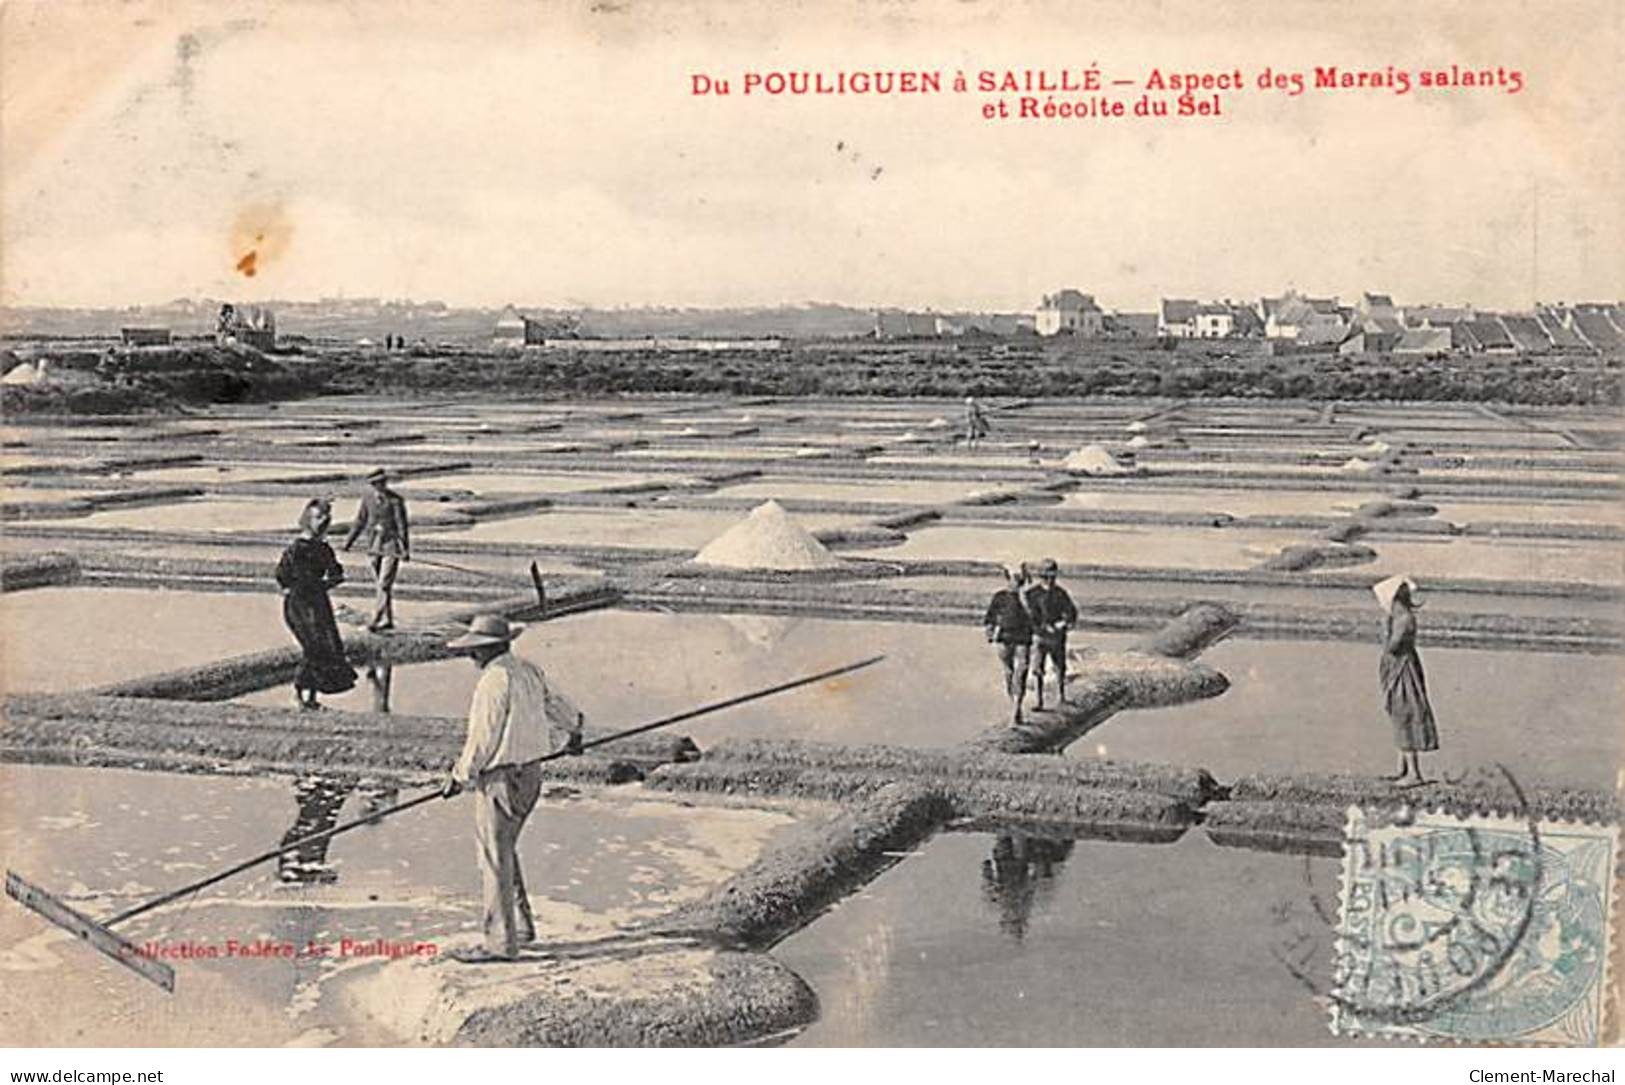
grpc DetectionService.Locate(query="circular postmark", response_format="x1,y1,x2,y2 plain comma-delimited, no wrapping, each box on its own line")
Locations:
1269,764,1546,1033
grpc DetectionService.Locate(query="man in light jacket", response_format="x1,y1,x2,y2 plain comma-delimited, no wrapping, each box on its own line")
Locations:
441,614,583,962
342,467,410,632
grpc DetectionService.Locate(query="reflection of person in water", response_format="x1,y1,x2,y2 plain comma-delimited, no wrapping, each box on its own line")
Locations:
277,775,357,884
359,664,398,819
979,833,1075,941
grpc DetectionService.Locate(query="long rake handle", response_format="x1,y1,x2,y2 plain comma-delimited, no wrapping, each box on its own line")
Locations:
104,653,884,927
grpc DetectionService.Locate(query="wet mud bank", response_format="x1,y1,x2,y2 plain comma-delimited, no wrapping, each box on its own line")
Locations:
1,693,694,780
85,582,619,700
1202,770,1620,855
0,485,206,522
0,551,80,591
358,941,819,1047
650,782,952,948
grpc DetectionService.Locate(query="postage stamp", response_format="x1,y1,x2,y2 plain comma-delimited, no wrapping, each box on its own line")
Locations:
1331,805,1618,1046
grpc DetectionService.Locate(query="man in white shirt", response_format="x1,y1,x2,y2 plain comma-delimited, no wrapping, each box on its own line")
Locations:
441,614,584,962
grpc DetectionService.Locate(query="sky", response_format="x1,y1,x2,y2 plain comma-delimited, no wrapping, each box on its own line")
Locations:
2,0,1620,312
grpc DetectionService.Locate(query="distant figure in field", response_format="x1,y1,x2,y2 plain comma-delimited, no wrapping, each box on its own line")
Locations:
1024,558,1077,710
1374,575,1438,786
964,397,990,446
984,564,1035,725
344,467,411,632
276,498,357,710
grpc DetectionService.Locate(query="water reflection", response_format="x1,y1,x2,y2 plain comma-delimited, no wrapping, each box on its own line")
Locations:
978,833,1075,942
277,776,356,884
276,664,397,884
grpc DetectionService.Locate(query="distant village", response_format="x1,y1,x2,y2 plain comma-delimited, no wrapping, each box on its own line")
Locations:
5,290,1624,358
867,290,1625,357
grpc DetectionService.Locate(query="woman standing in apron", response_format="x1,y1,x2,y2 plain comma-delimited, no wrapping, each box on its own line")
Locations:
1374,575,1438,785
277,498,358,710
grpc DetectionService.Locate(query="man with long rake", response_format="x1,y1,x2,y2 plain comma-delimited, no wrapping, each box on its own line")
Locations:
441,615,584,962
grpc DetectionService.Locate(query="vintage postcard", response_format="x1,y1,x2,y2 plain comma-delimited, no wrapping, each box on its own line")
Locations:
1,0,1621,1055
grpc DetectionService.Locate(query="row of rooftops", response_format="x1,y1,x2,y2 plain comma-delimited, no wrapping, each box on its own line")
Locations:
1033,288,1623,350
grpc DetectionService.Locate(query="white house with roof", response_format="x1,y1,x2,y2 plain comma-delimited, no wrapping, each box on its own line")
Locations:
1158,299,1198,337
493,305,528,348
1035,290,1104,336
1195,303,1235,338
1262,291,1346,343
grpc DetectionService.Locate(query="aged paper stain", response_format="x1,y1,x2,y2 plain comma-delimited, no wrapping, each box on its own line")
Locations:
229,202,292,279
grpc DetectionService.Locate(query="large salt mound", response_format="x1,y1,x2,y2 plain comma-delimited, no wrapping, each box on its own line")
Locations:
1061,444,1134,476
693,500,843,571
1,362,39,385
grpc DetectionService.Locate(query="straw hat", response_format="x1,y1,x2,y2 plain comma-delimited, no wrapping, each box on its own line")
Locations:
365,467,389,483
1371,575,1417,612
446,614,525,649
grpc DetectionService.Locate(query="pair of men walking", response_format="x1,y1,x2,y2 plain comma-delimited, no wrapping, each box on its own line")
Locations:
983,559,1078,724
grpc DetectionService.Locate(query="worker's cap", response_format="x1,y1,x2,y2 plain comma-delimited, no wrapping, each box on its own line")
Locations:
446,614,524,650
1038,558,1060,575
365,467,389,482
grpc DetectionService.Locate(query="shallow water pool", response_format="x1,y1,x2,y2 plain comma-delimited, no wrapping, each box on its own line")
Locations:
0,587,304,692
1061,487,1369,518
418,507,864,550
1426,499,1622,529
0,764,798,1046
240,610,1116,748
397,471,681,496
73,497,325,535
718,477,990,506
1097,637,1621,790
880,522,1303,570
778,830,1345,1046
1358,535,1622,586
121,463,375,485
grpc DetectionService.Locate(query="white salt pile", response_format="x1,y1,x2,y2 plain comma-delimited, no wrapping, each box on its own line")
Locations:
1062,444,1135,476
1126,420,1149,433
1364,440,1392,455
926,417,951,428
693,500,843,570
1127,434,1151,449
1341,457,1382,474
1,362,39,385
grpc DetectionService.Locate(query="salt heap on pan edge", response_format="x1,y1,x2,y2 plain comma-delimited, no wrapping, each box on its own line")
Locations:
1060,444,1136,476
692,500,843,571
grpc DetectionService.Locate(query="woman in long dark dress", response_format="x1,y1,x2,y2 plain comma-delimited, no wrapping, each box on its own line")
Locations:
277,498,357,710
1374,575,1438,785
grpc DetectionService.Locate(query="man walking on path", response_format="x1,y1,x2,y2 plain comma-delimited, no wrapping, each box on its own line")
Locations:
984,564,1035,725
1024,558,1078,710
441,615,585,963
343,467,410,632
964,396,991,447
